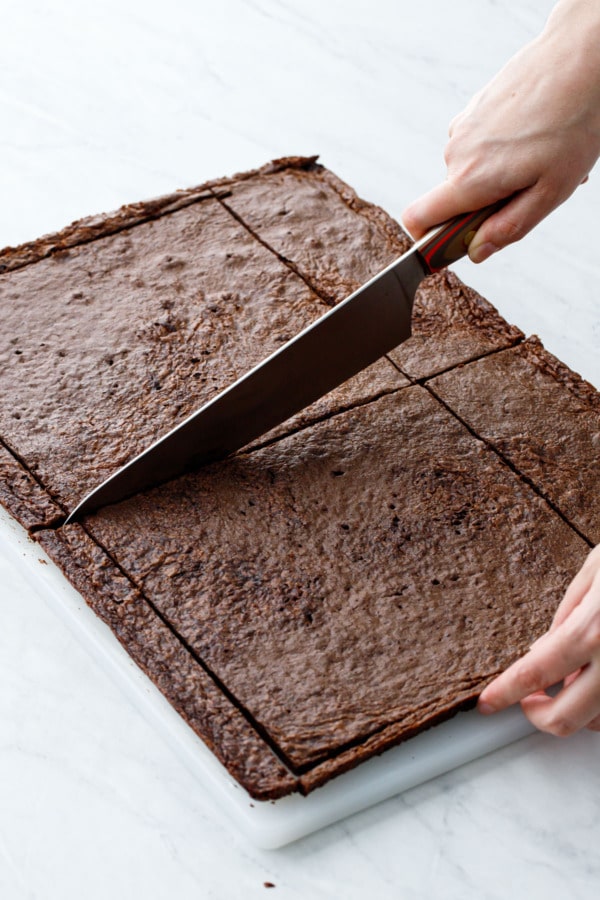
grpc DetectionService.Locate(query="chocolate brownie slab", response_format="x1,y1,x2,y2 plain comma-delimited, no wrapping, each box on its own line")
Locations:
0,159,591,800
430,336,600,544
82,387,587,776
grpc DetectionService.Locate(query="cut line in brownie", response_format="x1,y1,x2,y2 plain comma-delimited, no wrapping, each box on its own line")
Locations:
429,336,600,545
0,187,405,519
80,386,588,777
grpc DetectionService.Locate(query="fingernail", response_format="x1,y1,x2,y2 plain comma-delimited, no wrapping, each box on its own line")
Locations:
478,702,496,715
470,241,499,264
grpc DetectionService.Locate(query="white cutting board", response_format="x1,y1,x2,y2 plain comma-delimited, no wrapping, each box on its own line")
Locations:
0,504,535,848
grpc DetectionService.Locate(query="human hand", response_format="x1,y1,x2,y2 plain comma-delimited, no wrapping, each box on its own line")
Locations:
478,545,600,735
402,0,600,263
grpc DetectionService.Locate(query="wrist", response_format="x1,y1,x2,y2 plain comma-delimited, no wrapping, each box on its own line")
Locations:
539,2,600,147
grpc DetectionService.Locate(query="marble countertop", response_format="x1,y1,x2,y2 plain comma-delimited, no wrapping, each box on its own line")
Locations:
1,1,599,897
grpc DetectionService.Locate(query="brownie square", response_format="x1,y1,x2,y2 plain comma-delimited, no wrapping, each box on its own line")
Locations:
210,157,412,305
430,336,600,544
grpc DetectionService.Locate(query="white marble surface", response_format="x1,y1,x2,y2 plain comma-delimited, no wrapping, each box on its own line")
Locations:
1,0,600,897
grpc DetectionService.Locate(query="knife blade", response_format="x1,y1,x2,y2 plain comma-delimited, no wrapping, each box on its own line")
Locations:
66,204,499,522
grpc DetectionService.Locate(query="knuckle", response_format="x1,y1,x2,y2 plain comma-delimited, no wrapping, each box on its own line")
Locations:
495,217,527,245
443,138,467,172
448,112,462,138
544,714,576,738
450,159,477,185
566,588,600,650
544,179,569,208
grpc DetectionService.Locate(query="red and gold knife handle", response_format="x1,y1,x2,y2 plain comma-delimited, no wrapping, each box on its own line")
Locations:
417,201,505,273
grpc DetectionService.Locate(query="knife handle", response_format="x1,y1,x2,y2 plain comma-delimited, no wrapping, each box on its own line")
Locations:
417,201,505,273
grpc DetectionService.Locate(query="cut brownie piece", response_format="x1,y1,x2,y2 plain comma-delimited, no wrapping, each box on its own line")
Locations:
82,387,587,777
215,157,523,378
429,336,600,545
0,187,404,518
36,525,297,800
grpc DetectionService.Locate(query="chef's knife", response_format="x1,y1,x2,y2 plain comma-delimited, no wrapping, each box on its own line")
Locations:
66,205,499,522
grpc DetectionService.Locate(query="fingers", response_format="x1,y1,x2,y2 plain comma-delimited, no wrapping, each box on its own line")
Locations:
478,621,591,714
404,166,590,257
519,664,600,736
479,549,600,735
402,177,557,259
402,182,460,241
468,181,562,263
401,178,502,241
